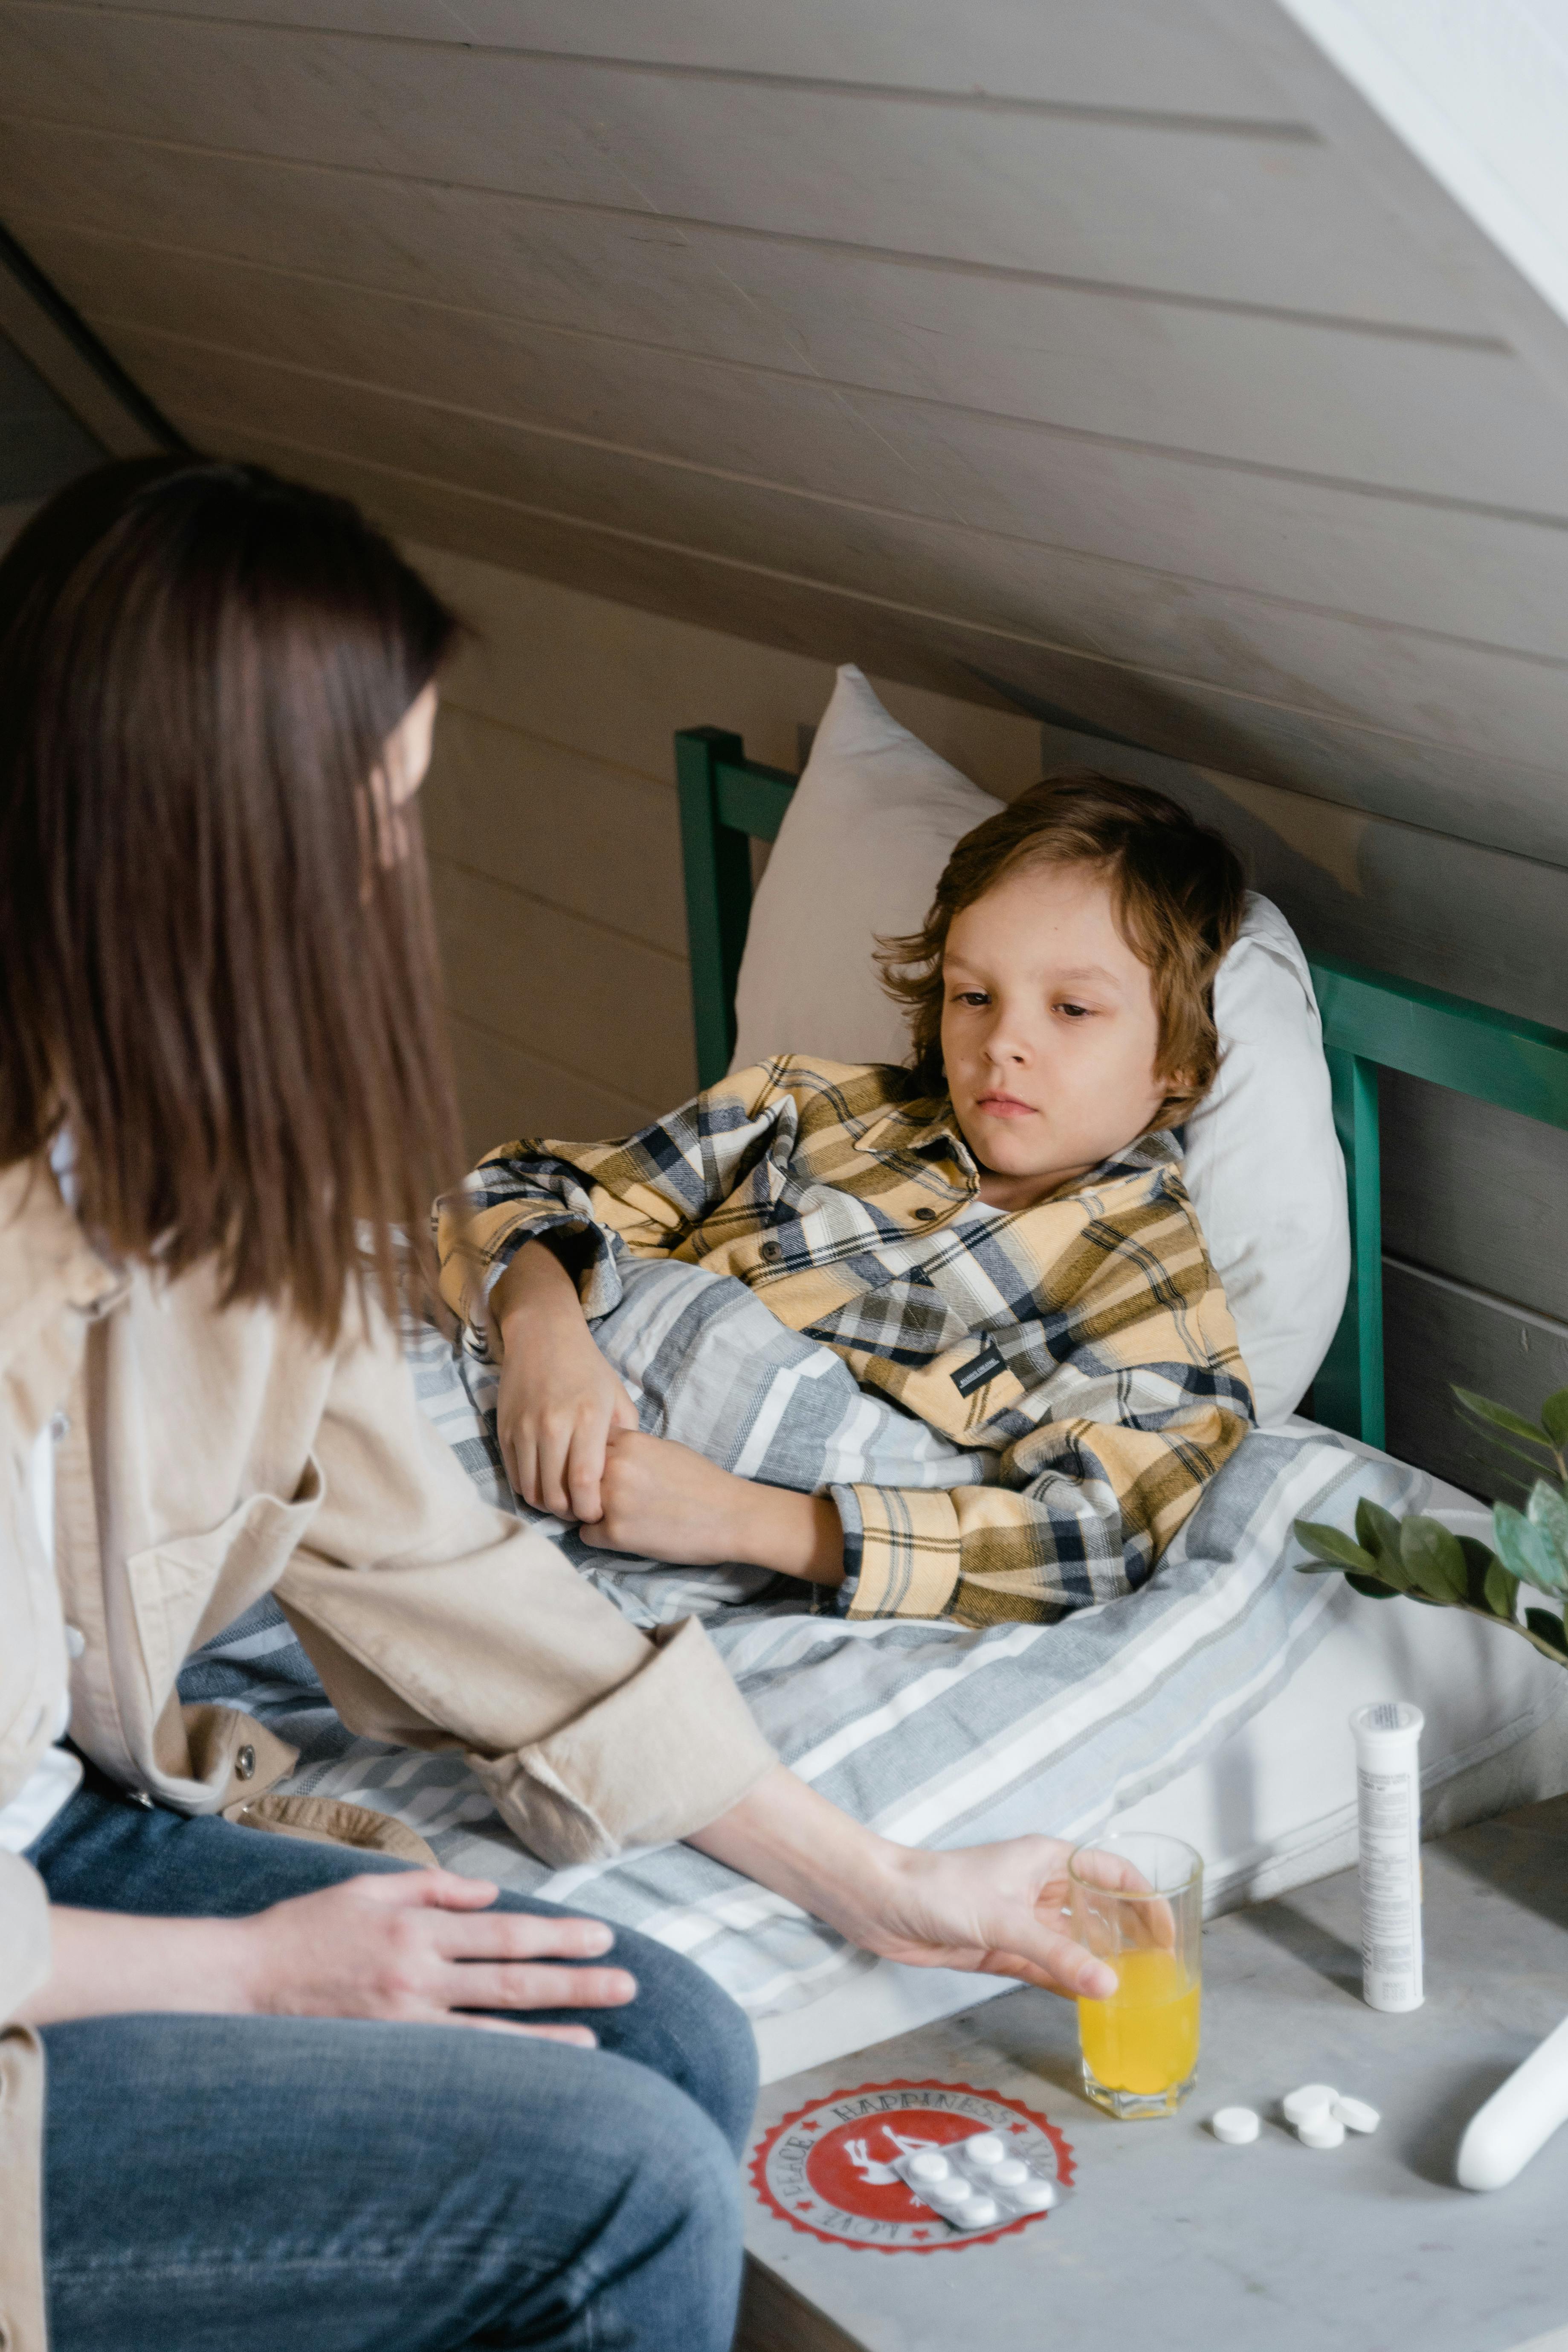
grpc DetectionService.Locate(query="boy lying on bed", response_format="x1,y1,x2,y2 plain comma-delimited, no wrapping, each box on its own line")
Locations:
437,774,1255,1626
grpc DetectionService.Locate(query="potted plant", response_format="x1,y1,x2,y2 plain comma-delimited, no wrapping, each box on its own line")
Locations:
1294,1387,1568,1666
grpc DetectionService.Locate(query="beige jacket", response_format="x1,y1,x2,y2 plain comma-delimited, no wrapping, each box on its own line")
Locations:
0,1157,774,2352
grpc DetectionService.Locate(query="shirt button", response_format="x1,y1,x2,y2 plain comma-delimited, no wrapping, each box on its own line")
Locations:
63,1624,85,1659
759,1240,783,1263
49,1410,70,1442
235,1744,257,1781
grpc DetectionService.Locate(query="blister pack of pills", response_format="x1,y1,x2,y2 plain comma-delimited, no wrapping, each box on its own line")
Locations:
889,2131,1063,2232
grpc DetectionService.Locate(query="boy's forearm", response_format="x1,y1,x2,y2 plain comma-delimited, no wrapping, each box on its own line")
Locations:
491,1235,590,1349
735,1484,845,1586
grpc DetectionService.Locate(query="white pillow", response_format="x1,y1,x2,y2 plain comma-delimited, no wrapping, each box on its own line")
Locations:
730,665,1348,1423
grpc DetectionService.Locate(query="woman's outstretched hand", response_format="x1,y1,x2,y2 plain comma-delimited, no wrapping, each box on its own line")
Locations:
689,1766,1120,2001
831,1839,1119,1995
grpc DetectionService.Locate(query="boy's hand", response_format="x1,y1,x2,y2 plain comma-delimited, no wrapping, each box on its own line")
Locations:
578,1430,750,1566
581,1430,844,1584
493,1240,638,1522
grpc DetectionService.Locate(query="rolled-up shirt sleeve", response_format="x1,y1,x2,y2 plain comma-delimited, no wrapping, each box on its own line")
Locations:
832,1377,1250,1624
274,1311,777,1866
0,1856,49,2352
0,1853,50,2028
434,1064,801,1350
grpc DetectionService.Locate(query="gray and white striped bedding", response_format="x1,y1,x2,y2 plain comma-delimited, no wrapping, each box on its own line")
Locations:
184,1259,1423,2030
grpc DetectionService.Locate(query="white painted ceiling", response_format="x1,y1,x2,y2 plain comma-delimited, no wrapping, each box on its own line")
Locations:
3,0,1568,862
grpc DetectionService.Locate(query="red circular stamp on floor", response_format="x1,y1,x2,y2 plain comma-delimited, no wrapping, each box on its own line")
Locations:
749,2079,1074,2253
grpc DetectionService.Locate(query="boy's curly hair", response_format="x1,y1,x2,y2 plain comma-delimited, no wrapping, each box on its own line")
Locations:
875,771,1246,1128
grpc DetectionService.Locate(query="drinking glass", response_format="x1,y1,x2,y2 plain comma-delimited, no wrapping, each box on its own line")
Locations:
1069,1830,1203,2120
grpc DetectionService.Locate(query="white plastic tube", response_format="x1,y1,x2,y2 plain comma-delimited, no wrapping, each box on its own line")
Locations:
1456,2013,1568,2190
1351,1701,1424,2013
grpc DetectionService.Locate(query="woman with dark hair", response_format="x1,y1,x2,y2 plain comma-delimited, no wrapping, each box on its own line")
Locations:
0,458,1116,2352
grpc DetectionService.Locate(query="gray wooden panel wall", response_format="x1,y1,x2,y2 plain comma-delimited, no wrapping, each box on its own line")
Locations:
3,0,1568,1499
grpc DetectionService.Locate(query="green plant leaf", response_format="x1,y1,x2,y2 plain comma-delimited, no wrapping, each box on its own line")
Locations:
1346,1572,1399,1601
1398,1515,1469,1605
1452,1389,1554,1451
1459,1534,1520,1620
1526,1479,1568,1569
1493,1502,1568,1597
1525,1608,1568,1659
1354,1498,1404,1566
1483,1557,1522,1620
1541,1390,1568,1448
1293,1519,1383,1577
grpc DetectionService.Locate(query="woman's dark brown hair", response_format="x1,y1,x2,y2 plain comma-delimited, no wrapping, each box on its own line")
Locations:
0,455,464,1342
877,771,1246,1127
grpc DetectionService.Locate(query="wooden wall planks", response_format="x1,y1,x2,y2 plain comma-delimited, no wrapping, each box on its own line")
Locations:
43,0,1304,116
7,0,1568,883
120,332,1568,786
163,412,1568,885
413,537,1047,1158
424,708,690,960
44,236,1568,662
430,856,695,1112
1384,1262,1568,1505
4,0,1568,1496
1382,1077,1568,1331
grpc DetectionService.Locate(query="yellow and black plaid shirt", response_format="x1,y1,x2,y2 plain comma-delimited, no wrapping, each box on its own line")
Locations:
438,1058,1253,1627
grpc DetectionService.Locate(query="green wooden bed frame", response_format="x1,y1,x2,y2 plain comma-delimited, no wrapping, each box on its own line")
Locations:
675,723,1568,1456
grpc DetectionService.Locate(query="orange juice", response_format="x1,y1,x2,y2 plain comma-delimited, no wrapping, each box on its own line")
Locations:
1077,1946,1201,2095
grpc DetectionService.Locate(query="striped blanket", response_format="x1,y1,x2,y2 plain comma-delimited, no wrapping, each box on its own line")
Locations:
184,1260,1422,2033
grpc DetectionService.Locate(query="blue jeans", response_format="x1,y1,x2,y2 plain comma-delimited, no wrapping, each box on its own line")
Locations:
32,1775,756,2352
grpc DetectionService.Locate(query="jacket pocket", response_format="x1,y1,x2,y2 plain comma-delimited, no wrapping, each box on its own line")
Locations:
124,1458,324,1705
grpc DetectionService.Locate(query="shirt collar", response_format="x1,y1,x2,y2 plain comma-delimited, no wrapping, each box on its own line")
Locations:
856,1093,977,1188
855,1090,1183,1199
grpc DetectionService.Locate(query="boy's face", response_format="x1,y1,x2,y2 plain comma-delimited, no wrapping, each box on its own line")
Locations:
939,859,1169,1210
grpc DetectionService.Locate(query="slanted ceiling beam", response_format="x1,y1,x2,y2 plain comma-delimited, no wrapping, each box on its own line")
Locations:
0,218,186,460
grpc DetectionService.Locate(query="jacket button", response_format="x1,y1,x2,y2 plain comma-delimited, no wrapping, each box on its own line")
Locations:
235,1745,257,1781
49,1410,70,1442
913,1207,938,1222
759,1240,783,1263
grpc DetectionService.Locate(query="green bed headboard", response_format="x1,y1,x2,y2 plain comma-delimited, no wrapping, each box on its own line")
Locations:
675,724,1568,1454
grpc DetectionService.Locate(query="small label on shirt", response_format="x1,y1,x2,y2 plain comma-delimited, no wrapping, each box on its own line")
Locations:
952,1339,1007,1397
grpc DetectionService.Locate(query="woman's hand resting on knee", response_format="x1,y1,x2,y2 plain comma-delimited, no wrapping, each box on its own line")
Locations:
18,1871,635,2043
491,1239,638,1522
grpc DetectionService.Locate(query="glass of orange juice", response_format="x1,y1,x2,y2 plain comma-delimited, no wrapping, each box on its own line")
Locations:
1069,1831,1203,2120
